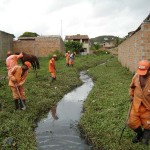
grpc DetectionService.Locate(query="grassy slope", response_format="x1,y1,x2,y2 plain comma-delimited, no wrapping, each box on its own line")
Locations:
79,57,149,150
0,54,110,149
0,54,149,150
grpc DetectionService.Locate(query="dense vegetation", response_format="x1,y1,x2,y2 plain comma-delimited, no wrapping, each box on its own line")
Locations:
0,53,149,149
19,32,39,38
79,57,149,150
64,41,83,53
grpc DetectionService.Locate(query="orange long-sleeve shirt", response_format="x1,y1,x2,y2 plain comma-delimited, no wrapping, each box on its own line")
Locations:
9,66,28,87
49,58,56,73
129,73,150,112
65,53,70,63
6,53,23,76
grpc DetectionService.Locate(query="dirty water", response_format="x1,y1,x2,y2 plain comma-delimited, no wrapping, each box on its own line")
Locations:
35,71,94,150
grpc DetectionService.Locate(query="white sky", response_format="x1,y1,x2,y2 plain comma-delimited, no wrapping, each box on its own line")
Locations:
0,0,149,39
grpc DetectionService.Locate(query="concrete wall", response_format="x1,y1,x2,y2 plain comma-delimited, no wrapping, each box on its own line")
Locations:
13,36,65,57
103,41,115,48
0,31,14,60
83,42,90,53
118,22,150,73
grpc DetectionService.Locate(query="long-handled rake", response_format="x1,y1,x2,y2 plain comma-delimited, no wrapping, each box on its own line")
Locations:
15,84,26,110
119,101,133,144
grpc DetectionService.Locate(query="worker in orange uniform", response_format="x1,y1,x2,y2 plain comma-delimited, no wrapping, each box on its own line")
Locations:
69,52,76,67
49,54,57,82
8,61,31,110
128,60,150,145
65,51,70,66
6,51,23,76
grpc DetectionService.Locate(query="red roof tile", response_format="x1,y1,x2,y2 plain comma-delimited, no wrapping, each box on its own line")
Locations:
65,34,89,40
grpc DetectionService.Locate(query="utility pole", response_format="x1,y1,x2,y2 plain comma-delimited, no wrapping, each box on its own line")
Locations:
60,20,63,39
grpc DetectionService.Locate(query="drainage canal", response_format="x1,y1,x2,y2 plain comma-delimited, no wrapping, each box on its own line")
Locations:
35,71,94,150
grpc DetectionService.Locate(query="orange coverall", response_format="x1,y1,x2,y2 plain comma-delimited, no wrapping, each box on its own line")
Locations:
128,73,150,130
69,53,75,66
49,58,56,78
6,53,23,76
65,52,70,65
9,66,28,100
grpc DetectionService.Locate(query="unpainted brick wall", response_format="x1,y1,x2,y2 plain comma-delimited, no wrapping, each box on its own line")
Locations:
13,40,35,55
13,36,65,57
0,31,14,60
118,22,150,73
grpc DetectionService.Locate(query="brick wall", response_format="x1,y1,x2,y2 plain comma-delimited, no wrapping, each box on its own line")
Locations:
13,39,36,55
118,22,150,73
0,31,14,60
13,36,65,57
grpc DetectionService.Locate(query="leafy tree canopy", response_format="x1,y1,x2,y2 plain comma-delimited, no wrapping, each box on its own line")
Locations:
19,32,39,37
91,43,101,51
64,41,83,53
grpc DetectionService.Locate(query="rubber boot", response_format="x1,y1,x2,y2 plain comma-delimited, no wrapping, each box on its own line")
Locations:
51,77,54,82
19,99,26,110
132,127,143,143
142,129,150,145
51,77,56,82
49,77,53,82
14,99,19,110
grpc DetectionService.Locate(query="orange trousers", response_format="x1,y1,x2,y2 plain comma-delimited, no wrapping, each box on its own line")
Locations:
128,104,150,129
66,58,69,65
69,59,74,65
10,86,26,100
50,71,56,78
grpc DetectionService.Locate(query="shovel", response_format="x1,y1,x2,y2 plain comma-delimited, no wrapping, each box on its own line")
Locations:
14,84,26,110
119,101,133,144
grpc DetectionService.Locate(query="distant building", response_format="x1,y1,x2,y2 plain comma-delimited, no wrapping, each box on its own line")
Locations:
102,37,115,49
0,30,14,60
13,35,65,57
65,34,90,54
91,36,116,49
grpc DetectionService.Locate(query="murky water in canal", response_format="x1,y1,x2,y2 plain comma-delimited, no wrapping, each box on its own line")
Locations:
35,71,94,150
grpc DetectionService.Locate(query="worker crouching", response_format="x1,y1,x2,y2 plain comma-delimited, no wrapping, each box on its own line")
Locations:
127,60,150,145
8,61,31,110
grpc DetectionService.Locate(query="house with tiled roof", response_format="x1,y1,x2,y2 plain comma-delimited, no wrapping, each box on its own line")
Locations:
65,34,90,54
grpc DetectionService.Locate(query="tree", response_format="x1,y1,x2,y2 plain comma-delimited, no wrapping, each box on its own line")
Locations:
91,43,101,51
19,32,39,37
64,41,83,53
114,36,124,47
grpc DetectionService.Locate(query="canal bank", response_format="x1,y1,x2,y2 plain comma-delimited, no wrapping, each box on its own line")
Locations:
35,71,94,150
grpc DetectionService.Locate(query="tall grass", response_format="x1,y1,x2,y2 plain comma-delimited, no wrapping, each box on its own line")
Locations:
0,54,110,149
79,57,149,150
0,54,148,149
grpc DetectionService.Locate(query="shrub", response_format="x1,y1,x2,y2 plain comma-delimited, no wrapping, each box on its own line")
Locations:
48,50,64,60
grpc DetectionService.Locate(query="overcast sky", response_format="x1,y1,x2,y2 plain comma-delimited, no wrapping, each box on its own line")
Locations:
0,0,149,39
